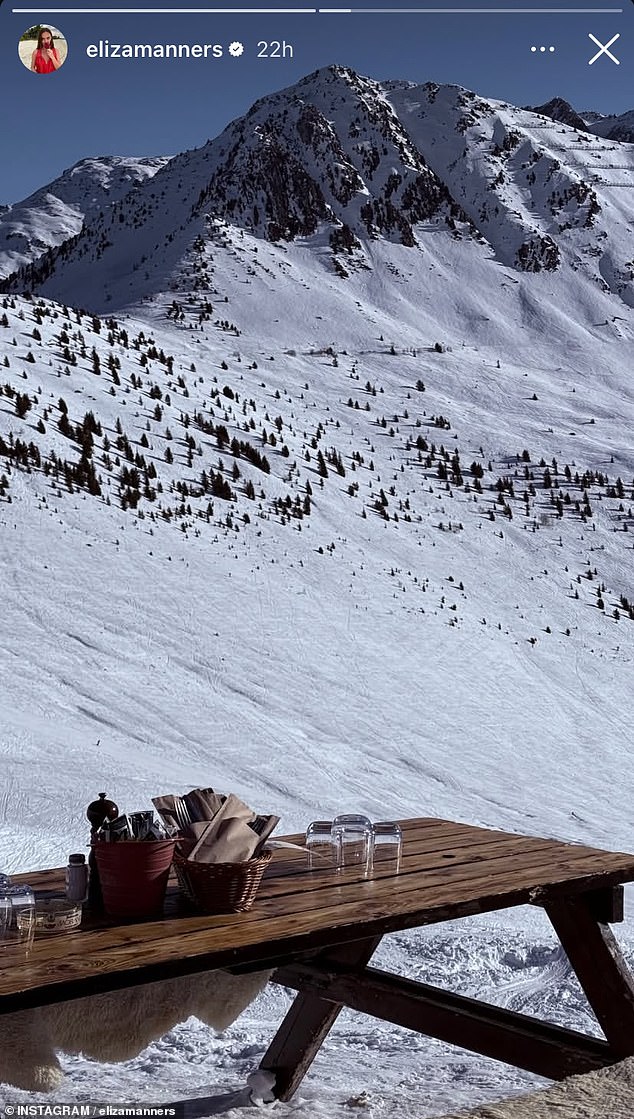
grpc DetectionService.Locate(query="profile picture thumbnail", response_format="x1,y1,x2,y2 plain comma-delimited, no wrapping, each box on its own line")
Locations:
18,24,68,75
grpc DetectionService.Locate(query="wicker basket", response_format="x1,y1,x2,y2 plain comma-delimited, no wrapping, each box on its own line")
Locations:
173,848,272,914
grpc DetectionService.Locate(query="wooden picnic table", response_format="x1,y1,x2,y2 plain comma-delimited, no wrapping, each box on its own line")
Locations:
3,817,634,1106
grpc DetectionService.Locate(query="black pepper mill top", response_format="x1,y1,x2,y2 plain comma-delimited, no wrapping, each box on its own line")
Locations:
86,793,119,913
87,792,119,831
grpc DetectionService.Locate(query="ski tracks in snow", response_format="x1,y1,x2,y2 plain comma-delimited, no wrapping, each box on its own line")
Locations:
492,944,572,1013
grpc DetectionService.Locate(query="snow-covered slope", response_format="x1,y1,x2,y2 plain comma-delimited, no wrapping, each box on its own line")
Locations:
2,269,633,1113
1,274,633,844
0,65,633,1119
387,80,634,302
0,156,169,279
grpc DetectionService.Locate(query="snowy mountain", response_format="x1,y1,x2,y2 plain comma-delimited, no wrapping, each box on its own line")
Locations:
589,109,634,144
1,66,634,1118
1,67,468,306
531,100,634,145
386,80,633,296
2,67,633,313
0,156,169,279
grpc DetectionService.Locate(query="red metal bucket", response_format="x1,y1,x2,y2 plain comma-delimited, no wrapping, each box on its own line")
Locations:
94,839,175,920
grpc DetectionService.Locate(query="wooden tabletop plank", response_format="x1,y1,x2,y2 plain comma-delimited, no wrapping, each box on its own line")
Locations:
2,819,634,1011
3,859,634,1001
9,838,583,953
10,823,634,949
14,817,634,895
2,850,632,1014
262,824,566,881
261,836,581,895
13,830,634,932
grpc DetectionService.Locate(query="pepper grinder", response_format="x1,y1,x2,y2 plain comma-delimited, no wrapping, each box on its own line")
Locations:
86,792,119,911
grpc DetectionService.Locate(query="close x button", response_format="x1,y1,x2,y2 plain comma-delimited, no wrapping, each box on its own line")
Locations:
588,32,621,65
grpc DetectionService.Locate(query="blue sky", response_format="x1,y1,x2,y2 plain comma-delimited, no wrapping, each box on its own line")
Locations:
1,0,632,202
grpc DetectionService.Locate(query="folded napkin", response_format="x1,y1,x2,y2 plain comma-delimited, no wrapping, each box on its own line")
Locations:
183,786,224,822
192,817,263,865
153,787,279,865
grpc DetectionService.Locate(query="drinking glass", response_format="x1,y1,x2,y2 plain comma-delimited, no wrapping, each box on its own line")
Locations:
0,895,11,938
0,885,36,955
305,820,336,870
331,814,374,876
372,822,403,873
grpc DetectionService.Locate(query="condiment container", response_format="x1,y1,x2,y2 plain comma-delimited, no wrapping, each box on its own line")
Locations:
65,853,88,902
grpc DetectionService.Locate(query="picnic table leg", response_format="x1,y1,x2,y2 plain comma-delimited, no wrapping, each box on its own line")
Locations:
260,935,382,1101
545,894,634,1058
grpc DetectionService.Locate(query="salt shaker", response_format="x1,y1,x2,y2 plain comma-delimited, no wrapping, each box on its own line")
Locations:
65,853,88,902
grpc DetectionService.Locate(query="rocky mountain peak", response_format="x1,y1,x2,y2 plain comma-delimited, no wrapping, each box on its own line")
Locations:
529,98,589,132
191,64,458,249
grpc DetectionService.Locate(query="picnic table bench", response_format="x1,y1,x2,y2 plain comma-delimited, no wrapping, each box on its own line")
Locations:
3,817,634,1108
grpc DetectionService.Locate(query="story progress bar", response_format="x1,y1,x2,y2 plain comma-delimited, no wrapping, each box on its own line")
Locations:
318,6,624,10
11,5,627,12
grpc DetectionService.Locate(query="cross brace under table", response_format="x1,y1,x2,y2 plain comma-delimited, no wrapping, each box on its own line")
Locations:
258,888,634,1101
